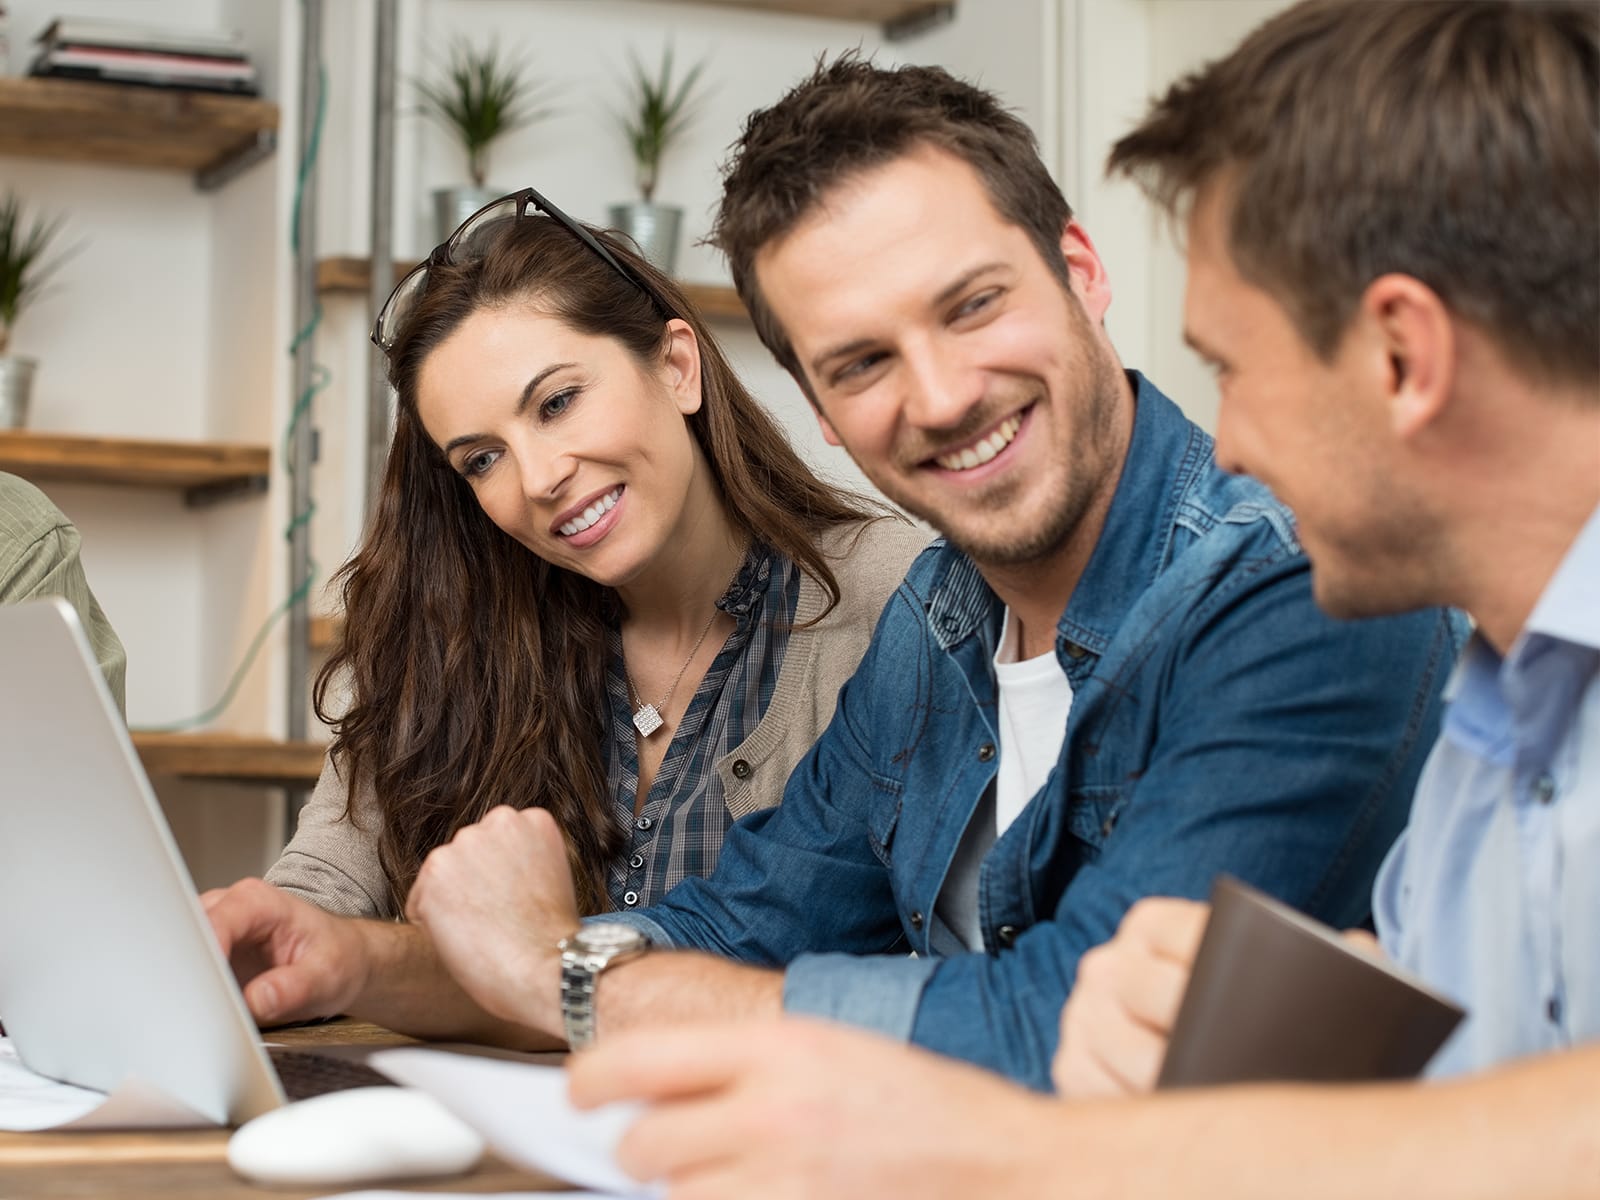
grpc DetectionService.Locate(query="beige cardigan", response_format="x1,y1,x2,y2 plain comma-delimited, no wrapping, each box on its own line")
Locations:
266,516,930,917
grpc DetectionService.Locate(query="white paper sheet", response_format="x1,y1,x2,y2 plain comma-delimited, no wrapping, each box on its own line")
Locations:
370,1047,660,1198
0,1038,215,1131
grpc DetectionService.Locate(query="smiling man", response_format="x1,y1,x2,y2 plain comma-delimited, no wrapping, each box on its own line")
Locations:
207,55,1461,1089
562,5,1599,1197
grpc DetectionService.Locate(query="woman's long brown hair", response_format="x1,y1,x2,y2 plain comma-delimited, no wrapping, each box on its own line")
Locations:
313,214,884,914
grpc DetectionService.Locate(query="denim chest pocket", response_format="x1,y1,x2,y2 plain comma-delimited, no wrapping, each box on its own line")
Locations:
866,774,904,868
1065,787,1126,855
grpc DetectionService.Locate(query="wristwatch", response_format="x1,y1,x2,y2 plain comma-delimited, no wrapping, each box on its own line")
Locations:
558,923,649,1049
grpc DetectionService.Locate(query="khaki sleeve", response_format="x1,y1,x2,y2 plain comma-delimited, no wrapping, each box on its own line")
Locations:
266,754,396,918
0,503,127,715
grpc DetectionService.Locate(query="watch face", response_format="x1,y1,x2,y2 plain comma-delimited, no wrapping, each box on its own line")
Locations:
578,923,646,954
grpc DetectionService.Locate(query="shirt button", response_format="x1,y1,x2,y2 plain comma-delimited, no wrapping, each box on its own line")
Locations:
1064,642,1087,660
629,853,645,870
1534,774,1556,804
731,759,751,779
997,924,1019,948
909,910,924,930
977,743,996,762
1100,813,1118,838
635,816,653,831
623,890,639,906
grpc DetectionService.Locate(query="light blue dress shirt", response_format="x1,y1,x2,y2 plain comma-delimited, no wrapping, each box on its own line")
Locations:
1375,502,1600,1077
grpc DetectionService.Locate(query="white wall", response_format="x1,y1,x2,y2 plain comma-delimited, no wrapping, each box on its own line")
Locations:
1065,0,1296,431
5,0,297,884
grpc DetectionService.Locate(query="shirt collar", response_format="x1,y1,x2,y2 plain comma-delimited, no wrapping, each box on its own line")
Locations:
1056,372,1210,656
1522,501,1600,652
1445,502,1600,771
922,372,1208,655
716,542,776,627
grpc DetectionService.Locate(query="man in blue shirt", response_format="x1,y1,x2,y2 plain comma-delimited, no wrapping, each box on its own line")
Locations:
564,3,1600,1195
207,55,1457,1088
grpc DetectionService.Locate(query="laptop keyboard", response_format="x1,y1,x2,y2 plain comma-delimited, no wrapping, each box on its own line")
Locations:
267,1047,397,1101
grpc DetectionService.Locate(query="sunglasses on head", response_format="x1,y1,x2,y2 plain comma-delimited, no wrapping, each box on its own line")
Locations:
370,186,676,352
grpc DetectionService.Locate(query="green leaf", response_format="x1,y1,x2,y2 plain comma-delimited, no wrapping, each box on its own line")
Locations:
0,191,76,351
618,43,709,202
413,40,556,188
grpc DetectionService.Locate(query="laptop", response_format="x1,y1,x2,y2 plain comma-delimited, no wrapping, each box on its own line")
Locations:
1157,875,1466,1088
0,597,374,1126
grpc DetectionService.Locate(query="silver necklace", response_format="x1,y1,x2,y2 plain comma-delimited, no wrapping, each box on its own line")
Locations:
623,557,743,737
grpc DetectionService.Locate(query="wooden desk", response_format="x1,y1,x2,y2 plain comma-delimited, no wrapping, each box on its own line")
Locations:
0,1020,569,1199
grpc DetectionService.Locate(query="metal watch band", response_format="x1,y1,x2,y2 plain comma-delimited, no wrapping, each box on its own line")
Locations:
559,927,648,1050
560,951,603,1050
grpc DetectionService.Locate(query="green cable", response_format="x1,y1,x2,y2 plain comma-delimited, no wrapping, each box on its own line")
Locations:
134,43,330,735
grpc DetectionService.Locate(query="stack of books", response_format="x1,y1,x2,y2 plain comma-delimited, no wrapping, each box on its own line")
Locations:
27,17,258,96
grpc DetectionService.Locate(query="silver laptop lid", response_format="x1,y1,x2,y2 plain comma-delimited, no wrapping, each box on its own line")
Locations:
0,597,284,1125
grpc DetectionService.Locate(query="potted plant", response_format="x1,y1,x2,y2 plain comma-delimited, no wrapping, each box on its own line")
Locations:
415,40,553,241
0,192,71,429
608,44,708,274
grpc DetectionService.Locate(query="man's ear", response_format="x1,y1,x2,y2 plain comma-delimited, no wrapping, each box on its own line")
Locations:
1059,219,1113,323
662,319,704,416
1361,275,1455,440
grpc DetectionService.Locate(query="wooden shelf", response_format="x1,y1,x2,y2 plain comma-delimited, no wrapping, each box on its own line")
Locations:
641,0,953,35
132,732,326,788
317,256,749,323
310,613,340,652
0,76,278,190
679,282,750,322
0,430,269,505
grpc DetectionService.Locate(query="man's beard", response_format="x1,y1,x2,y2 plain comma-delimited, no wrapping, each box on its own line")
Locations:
899,352,1124,572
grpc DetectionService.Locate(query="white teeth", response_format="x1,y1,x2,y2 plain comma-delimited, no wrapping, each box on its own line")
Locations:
558,488,621,536
935,415,1022,472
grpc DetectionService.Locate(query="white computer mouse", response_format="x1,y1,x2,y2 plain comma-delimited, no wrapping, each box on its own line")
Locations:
227,1086,486,1187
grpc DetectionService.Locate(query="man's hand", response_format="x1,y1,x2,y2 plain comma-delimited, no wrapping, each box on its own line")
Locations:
405,805,579,1037
568,1018,1054,1199
202,877,371,1026
1053,896,1209,1098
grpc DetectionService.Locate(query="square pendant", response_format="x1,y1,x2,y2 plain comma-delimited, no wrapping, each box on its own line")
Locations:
632,703,664,737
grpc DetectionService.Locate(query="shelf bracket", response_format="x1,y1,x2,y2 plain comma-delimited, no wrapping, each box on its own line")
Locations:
183,472,269,508
883,2,955,40
195,128,278,193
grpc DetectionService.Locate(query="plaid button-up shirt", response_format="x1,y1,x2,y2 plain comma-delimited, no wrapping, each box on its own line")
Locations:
603,544,800,911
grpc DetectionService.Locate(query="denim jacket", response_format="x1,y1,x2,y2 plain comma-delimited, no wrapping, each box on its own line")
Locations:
612,374,1464,1089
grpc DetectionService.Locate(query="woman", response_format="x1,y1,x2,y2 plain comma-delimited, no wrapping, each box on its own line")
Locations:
266,189,925,917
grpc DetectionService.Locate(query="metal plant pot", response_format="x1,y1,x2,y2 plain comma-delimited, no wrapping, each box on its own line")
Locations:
607,202,682,274
432,185,503,244
0,356,36,429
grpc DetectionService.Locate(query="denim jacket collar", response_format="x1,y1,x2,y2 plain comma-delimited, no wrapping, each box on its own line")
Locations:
924,372,1212,662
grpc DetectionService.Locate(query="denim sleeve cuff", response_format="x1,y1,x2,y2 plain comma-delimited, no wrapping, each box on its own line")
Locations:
582,909,675,948
782,952,939,1042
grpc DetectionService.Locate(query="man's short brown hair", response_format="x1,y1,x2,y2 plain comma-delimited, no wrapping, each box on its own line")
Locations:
710,52,1072,392
1109,0,1599,390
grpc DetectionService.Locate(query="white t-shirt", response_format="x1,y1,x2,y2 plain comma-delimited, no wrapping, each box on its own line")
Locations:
935,608,1074,951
